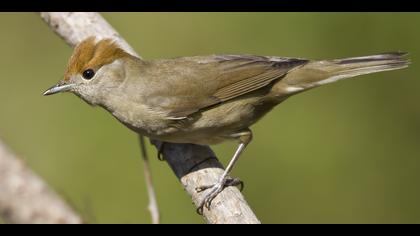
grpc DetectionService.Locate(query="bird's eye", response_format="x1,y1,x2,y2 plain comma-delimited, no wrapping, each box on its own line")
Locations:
82,69,95,80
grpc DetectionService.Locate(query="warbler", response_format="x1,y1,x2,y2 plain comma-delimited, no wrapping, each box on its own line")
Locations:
43,37,409,212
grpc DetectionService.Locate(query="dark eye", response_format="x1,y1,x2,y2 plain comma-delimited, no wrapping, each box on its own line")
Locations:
82,69,95,80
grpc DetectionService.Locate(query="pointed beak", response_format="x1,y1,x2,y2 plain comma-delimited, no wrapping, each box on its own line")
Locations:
43,83,75,96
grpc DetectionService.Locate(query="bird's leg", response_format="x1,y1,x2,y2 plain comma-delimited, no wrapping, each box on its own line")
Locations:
156,142,166,161
196,129,252,214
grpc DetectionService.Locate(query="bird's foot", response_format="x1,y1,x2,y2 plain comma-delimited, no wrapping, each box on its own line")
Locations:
156,142,166,161
195,177,244,215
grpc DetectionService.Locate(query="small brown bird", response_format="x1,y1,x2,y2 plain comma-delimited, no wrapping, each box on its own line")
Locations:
43,37,409,212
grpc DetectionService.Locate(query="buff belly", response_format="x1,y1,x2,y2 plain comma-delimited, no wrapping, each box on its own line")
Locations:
153,95,281,145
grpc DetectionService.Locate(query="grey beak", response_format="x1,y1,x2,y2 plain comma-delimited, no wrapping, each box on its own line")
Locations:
43,83,75,96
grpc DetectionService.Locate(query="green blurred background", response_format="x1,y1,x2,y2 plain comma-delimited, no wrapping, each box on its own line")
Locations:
0,13,419,224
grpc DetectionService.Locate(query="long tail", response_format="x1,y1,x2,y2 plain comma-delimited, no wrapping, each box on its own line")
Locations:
281,52,410,92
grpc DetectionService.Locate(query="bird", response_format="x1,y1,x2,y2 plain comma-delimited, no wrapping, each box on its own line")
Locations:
43,37,409,213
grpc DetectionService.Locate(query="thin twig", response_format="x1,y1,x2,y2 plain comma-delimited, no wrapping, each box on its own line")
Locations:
138,135,160,224
39,12,260,224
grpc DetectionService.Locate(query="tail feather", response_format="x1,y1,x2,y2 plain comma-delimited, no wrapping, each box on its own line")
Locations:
283,52,410,90
335,51,408,65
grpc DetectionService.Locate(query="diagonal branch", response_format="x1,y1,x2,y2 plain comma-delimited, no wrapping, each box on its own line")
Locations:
0,139,82,224
39,12,260,224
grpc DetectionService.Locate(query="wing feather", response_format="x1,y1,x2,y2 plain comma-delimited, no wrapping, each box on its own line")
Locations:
160,55,309,118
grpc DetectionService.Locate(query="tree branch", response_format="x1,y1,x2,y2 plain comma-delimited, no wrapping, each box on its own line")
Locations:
0,139,82,224
39,12,260,224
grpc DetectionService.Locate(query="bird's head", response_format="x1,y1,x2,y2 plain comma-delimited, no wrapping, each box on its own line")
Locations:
43,37,138,105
